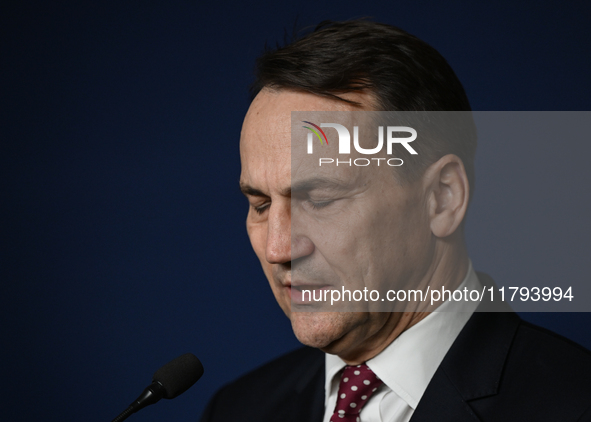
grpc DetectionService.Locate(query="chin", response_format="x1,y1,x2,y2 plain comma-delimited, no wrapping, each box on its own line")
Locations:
290,311,359,351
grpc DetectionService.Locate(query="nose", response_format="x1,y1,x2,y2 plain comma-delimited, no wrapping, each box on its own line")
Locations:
265,200,291,264
266,200,314,264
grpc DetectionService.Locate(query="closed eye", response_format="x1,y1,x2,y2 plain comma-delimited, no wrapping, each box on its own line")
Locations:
253,203,270,214
308,200,333,210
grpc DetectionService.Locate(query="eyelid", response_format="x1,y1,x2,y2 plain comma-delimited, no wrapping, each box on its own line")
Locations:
307,198,334,210
252,201,270,214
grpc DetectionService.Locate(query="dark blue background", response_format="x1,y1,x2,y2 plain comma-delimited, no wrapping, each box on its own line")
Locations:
1,1,590,421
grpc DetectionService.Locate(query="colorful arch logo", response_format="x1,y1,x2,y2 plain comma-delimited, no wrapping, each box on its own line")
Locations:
302,121,329,145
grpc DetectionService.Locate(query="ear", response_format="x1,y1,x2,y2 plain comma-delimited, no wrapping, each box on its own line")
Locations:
423,154,470,238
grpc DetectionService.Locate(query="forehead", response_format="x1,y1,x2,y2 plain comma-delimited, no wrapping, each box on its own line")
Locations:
239,89,373,184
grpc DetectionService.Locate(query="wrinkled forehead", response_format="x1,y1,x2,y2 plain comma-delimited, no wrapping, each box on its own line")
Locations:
239,105,291,188
240,89,375,172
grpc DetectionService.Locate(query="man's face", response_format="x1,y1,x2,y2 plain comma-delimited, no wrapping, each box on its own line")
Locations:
240,89,435,361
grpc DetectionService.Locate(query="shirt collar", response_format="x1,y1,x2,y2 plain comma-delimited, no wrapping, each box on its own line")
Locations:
324,261,481,409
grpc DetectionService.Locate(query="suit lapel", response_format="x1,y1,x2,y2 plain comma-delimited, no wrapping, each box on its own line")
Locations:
409,370,483,422
411,307,521,422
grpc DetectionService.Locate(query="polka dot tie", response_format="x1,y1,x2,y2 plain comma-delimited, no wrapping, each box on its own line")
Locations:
330,363,383,422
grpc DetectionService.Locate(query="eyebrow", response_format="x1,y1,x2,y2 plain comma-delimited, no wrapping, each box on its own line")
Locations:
239,183,292,198
290,176,351,195
239,176,348,198
240,184,266,197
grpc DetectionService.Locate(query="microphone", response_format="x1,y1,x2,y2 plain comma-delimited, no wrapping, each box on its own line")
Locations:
112,353,204,422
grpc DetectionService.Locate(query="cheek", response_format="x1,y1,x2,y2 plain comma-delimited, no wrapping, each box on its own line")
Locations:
247,219,267,258
247,220,277,281
377,202,433,286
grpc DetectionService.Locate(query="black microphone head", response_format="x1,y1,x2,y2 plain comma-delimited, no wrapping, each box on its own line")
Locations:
152,353,204,399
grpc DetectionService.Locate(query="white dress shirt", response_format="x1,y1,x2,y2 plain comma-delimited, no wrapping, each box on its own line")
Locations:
323,261,482,422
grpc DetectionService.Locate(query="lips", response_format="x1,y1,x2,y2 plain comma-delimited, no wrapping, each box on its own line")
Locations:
277,270,333,305
289,283,332,304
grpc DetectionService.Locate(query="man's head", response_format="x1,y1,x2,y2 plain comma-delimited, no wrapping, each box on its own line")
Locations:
240,20,474,363
251,20,476,192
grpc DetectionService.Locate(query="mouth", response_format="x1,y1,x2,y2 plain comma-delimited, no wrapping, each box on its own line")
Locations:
288,283,333,304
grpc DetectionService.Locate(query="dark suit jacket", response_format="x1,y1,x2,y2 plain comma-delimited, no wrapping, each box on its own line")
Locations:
201,280,591,421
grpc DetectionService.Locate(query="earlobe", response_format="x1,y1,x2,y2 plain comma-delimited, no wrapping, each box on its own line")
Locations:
425,154,469,238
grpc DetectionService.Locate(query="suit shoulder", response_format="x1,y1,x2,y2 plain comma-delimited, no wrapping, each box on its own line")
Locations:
514,319,591,371
199,347,324,422
443,312,591,421
223,346,324,391
495,318,591,418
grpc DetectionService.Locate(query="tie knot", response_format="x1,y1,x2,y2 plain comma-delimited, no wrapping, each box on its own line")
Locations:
331,364,383,422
